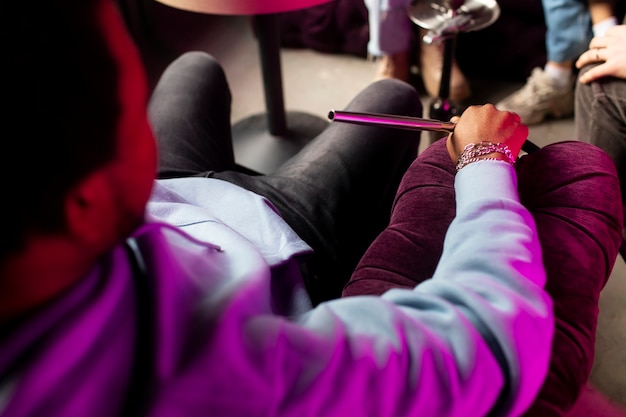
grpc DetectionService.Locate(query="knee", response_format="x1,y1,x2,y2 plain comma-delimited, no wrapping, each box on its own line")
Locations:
155,51,229,102
170,51,223,74
367,78,423,117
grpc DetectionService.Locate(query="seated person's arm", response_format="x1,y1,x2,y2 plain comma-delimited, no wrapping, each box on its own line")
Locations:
286,105,552,416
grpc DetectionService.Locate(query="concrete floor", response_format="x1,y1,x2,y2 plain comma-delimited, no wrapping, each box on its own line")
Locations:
132,3,625,409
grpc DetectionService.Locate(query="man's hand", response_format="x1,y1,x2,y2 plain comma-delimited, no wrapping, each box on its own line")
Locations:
576,25,626,83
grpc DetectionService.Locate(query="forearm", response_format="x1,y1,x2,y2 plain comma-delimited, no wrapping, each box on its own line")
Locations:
426,161,551,416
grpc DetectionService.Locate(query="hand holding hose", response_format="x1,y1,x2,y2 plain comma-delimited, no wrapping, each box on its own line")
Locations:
446,104,528,165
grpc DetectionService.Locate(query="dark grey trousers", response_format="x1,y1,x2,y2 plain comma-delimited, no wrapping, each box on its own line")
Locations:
148,51,422,304
575,64,626,240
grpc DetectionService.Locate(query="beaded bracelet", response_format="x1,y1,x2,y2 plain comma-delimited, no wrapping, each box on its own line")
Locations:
456,141,516,171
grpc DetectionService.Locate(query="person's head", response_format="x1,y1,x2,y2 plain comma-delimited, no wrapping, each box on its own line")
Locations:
3,0,156,305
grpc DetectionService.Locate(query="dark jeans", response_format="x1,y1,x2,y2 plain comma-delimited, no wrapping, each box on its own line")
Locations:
148,51,421,305
575,65,626,241
344,138,624,416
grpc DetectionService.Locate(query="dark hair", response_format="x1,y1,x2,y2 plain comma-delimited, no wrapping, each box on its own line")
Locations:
3,0,120,257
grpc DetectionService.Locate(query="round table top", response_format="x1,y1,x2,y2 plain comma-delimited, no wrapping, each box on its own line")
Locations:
154,0,334,15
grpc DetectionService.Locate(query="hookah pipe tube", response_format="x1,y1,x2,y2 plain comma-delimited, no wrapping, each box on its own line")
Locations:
328,110,541,154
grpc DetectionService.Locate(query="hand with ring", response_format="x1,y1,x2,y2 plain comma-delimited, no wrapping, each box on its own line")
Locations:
576,25,626,84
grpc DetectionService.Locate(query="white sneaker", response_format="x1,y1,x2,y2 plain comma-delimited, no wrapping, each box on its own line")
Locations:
496,67,574,125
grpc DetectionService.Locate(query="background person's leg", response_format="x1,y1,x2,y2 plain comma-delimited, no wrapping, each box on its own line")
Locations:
216,78,422,304
148,51,236,177
543,0,592,64
575,65,626,242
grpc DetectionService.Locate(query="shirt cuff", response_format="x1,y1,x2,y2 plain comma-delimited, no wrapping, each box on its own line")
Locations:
454,160,519,212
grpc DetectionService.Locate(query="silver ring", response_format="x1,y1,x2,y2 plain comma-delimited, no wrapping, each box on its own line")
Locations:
595,48,600,60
